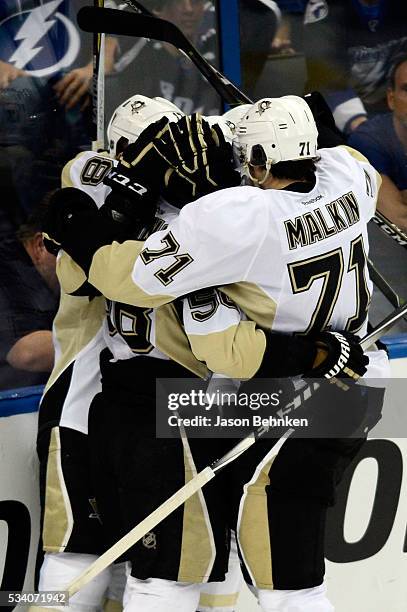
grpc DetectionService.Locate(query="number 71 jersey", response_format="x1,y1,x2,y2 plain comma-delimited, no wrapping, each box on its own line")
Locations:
124,146,380,338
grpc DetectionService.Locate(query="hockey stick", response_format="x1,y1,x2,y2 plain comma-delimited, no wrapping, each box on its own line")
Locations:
65,301,407,598
372,210,407,251
121,0,155,17
80,7,407,252
77,6,251,105
367,258,403,310
79,6,402,288
91,0,105,151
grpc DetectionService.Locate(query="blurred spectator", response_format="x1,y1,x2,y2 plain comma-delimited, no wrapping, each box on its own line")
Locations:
0,198,59,391
271,0,309,55
240,0,280,96
348,54,407,232
107,0,221,117
304,0,407,134
0,0,118,234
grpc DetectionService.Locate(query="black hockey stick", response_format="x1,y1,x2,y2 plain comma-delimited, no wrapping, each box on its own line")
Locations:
80,7,405,259
121,0,154,17
367,258,406,313
65,300,407,597
372,210,407,251
77,6,251,105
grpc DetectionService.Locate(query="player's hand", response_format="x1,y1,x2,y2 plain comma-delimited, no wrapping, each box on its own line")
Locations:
303,91,344,147
103,117,171,231
42,187,98,255
104,116,171,196
154,113,241,207
304,331,369,381
43,187,125,273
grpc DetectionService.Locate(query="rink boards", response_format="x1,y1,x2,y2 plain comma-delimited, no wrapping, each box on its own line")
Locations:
0,339,406,612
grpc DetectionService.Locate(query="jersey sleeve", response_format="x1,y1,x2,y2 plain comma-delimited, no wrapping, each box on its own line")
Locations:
182,288,266,379
340,145,382,221
56,251,90,296
58,151,115,296
87,186,267,307
61,150,114,205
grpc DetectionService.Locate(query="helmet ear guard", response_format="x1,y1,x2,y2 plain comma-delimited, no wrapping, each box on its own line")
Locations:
237,95,319,183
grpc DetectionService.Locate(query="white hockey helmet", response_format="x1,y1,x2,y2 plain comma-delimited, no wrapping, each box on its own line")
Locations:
107,95,184,156
202,105,252,150
203,115,235,145
237,95,318,183
222,104,252,134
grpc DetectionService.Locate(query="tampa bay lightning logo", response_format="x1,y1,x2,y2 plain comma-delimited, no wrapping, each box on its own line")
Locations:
0,0,80,78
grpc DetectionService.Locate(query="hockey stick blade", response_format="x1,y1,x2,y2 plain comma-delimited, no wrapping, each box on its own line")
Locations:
77,6,251,105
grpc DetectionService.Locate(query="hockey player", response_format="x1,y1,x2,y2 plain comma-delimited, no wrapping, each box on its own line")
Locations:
36,95,190,612
41,96,261,612
43,95,388,611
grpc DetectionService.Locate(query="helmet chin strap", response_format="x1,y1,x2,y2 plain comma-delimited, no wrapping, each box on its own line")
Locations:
246,160,272,186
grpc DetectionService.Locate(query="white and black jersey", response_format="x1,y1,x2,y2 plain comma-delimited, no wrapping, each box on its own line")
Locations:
71,146,388,377
58,151,266,379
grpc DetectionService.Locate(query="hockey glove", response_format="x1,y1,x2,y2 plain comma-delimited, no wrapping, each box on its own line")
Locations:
303,91,344,148
103,116,172,231
303,331,369,381
255,330,368,381
43,187,129,273
42,187,98,255
104,116,171,195
154,113,241,208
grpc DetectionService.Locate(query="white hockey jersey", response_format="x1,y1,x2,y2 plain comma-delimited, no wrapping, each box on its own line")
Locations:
57,151,265,379
69,146,389,377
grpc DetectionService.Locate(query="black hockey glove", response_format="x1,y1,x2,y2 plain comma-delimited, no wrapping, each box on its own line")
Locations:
43,187,129,273
42,187,98,256
303,91,345,148
255,329,368,382
103,116,172,232
154,113,241,208
303,331,369,381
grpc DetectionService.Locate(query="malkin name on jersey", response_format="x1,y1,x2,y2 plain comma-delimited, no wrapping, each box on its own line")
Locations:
284,191,360,250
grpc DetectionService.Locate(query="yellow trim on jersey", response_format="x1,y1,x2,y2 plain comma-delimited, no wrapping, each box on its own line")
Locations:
340,144,370,164
103,599,123,612
188,321,266,379
341,145,382,208
89,241,172,307
155,305,209,378
178,444,215,582
45,292,105,391
238,458,275,589
220,283,277,330
198,592,240,608
42,427,73,552
56,252,88,295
